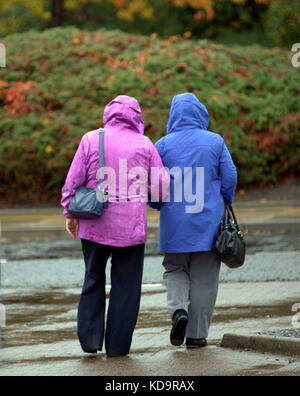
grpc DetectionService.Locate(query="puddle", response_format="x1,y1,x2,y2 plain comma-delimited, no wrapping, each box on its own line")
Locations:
1,285,300,376
136,308,170,329
212,302,296,324
0,291,79,348
0,287,297,353
237,363,287,376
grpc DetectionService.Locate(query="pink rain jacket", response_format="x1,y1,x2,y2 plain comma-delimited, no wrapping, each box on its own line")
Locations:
61,95,169,247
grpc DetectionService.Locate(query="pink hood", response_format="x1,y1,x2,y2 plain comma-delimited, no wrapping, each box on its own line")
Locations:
103,95,144,135
61,95,169,247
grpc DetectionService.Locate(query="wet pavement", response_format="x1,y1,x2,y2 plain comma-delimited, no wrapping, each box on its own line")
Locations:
0,200,300,376
0,251,300,288
1,203,300,244
2,233,300,262
1,282,300,376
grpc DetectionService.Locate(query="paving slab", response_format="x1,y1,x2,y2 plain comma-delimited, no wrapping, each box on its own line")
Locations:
0,282,300,376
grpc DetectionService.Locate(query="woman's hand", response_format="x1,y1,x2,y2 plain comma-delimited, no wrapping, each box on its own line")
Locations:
66,218,79,239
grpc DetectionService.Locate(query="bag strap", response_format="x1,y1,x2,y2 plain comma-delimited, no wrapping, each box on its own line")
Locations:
228,205,238,225
98,128,105,186
221,204,238,226
221,203,231,224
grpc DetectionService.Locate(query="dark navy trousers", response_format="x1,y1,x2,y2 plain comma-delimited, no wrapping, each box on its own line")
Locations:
78,239,144,356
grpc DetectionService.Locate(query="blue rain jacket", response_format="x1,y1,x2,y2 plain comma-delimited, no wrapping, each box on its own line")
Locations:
150,93,237,253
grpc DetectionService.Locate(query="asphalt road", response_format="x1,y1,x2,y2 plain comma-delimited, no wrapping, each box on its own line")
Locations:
0,251,300,288
2,234,300,261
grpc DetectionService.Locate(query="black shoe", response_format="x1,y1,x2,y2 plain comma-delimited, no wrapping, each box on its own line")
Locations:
84,350,97,354
186,338,207,349
170,310,188,346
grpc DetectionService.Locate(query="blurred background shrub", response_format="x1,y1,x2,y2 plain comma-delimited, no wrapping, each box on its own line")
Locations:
0,27,299,203
266,0,300,47
0,0,299,47
0,1,299,203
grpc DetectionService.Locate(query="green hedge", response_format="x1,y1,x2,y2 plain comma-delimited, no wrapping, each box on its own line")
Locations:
0,27,299,203
266,0,300,47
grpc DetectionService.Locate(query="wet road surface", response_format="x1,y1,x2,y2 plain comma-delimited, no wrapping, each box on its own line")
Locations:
1,282,300,376
2,234,300,261
0,251,299,288
0,228,300,376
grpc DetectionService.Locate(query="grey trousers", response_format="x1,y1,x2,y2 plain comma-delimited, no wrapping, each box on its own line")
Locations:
163,250,221,339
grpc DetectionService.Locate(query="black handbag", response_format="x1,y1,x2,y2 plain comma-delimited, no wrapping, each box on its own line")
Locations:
68,128,109,219
215,205,246,269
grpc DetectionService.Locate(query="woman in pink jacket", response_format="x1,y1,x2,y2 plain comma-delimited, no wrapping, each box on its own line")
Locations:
61,95,169,357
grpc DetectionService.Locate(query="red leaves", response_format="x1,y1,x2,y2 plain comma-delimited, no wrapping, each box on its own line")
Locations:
148,87,158,96
24,137,33,147
0,79,8,100
217,77,226,87
246,120,255,130
48,158,58,169
295,89,300,97
135,54,151,65
5,81,36,115
260,135,271,150
228,69,238,78
167,50,176,59
39,59,51,72
250,128,290,153
228,67,249,80
106,56,129,69
279,114,300,124
237,67,249,78
148,125,158,137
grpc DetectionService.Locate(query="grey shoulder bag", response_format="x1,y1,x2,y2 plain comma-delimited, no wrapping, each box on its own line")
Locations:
68,128,109,219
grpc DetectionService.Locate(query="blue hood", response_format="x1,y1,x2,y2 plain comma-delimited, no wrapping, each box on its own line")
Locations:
167,93,209,134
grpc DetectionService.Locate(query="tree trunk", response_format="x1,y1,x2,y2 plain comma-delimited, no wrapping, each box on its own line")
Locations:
51,0,64,27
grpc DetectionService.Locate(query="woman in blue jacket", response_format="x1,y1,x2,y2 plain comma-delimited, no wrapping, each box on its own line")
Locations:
150,93,237,349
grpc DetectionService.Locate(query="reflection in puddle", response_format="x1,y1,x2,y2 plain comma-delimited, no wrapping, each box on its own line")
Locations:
212,303,295,324
0,291,79,348
0,290,171,349
137,309,170,329
0,289,296,354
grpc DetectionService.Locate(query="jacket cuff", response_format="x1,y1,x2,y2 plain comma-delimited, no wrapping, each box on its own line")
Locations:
63,210,76,219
